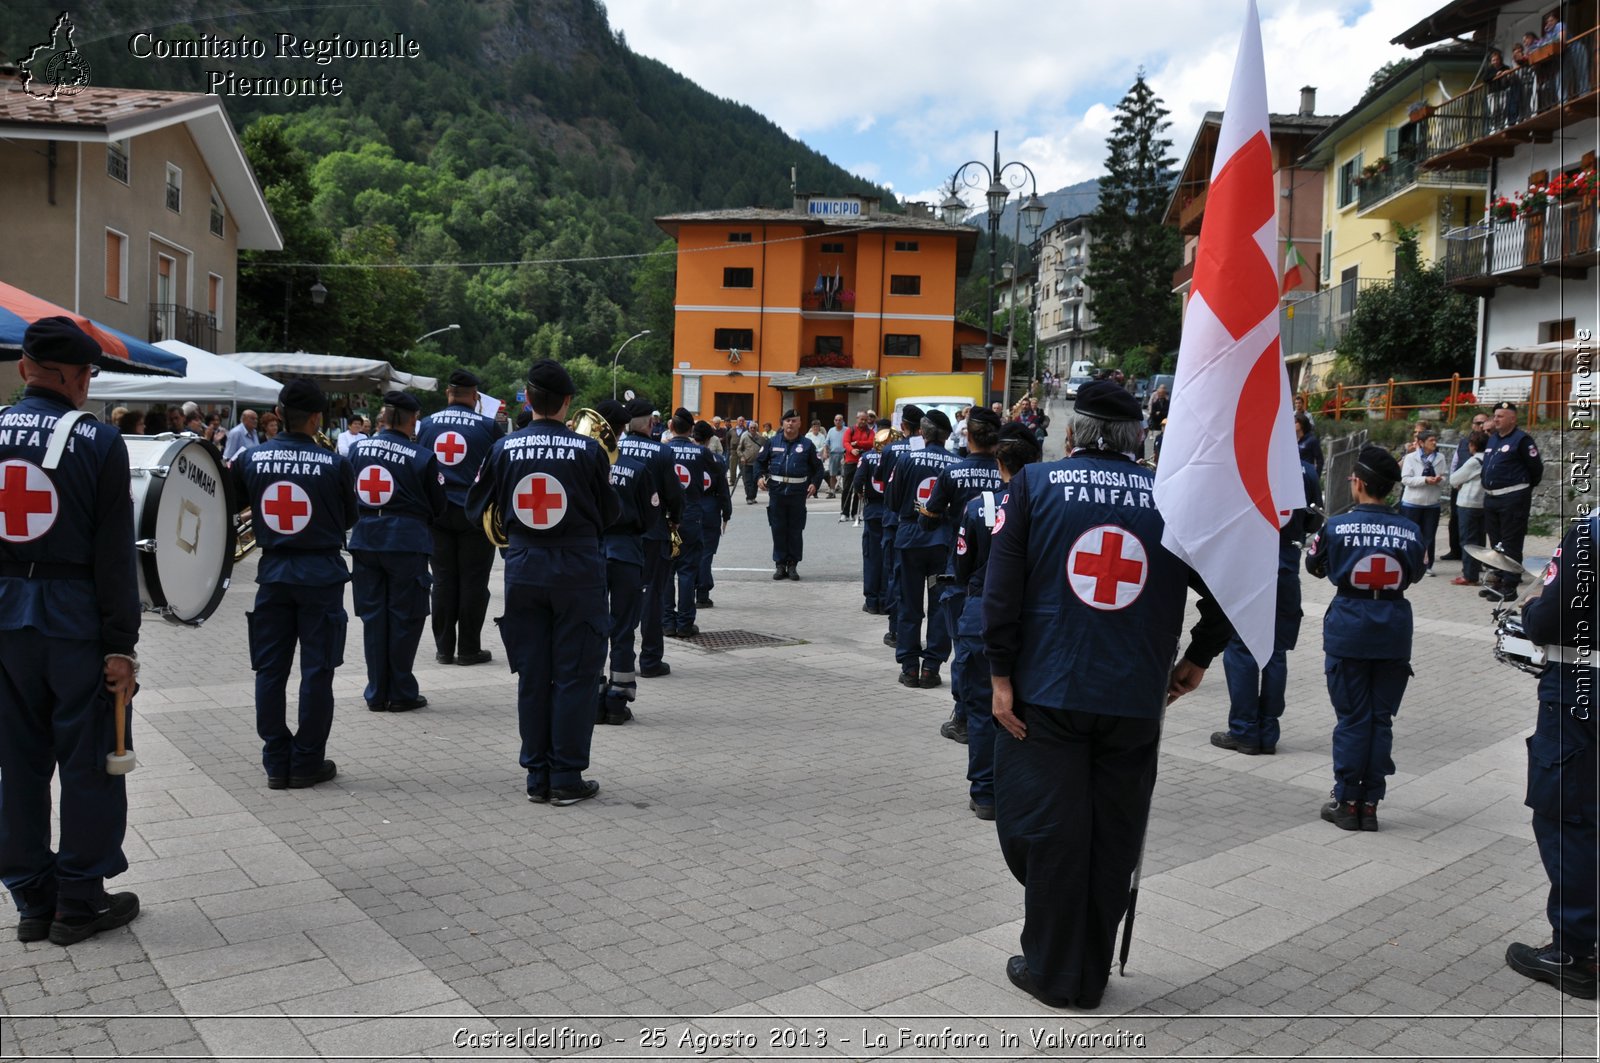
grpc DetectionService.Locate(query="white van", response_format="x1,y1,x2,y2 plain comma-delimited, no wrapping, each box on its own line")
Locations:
1069,360,1096,379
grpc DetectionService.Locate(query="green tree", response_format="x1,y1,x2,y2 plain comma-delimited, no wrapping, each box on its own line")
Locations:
1336,229,1476,381
1086,73,1182,358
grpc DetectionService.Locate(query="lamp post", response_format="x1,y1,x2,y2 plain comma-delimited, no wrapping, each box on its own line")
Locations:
611,328,652,399
942,131,1047,409
283,276,329,349
414,323,461,345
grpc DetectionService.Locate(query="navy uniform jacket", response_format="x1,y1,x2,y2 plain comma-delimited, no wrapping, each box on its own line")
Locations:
878,439,913,529
888,443,957,549
417,402,503,508
664,435,713,510
952,489,1005,637
465,419,620,589
0,389,139,654
348,429,447,554
983,452,1231,716
1522,513,1597,706
920,454,1003,536
1480,426,1543,505
1304,503,1424,659
698,453,733,524
856,449,887,520
234,433,358,586
618,432,683,544
756,434,824,495
604,446,659,567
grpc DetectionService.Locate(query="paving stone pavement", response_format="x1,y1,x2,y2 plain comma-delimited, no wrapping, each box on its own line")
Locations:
2,403,1595,1060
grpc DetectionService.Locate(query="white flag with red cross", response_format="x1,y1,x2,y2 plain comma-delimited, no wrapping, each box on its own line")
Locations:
1153,0,1305,667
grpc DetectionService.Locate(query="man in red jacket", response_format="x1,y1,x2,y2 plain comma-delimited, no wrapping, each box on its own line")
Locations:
839,410,875,523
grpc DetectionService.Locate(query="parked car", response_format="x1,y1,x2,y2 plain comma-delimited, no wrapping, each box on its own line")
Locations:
1132,378,1151,403
1065,375,1093,400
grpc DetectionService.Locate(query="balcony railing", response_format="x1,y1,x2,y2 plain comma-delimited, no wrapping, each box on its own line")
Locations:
1443,197,1599,288
801,292,854,313
798,352,853,369
1278,277,1390,358
1171,259,1195,291
1420,25,1598,170
1355,153,1487,212
1177,187,1208,234
149,303,218,352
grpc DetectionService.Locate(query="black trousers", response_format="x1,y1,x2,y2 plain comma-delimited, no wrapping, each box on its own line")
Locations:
995,705,1161,1003
1446,488,1462,555
429,506,495,656
1484,496,1531,589
840,463,861,518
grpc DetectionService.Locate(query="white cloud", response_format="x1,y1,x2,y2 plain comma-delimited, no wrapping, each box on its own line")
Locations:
604,0,1455,194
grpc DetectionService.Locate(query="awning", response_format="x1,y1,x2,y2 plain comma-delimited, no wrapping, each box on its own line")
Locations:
0,280,187,376
1493,339,1587,374
768,368,877,390
89,339,283,406
221,351,437,392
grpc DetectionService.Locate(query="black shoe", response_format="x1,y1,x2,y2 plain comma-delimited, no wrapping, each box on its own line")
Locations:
48,892,140,946
289,759,337,789
640,662,671,678
1480,586,1513,602
773,564,787,580
919,667,942,689
600,705,634,725
787,563,800,581
367,700,388,712
663,626,680,639
1506,942,1599,999
1438,553,1462,561
883,632,896,647
696,595,714,607
456,650,492,666
678,623,699,638
267,774,289,790
1006,955,1069,1008
550,779,600,806
940,715,968,744
434,652,454,665
1360,801,1380,832
862,601,875,613
388,696,428,713
969,797,995,821
1210,731,1271,755
898,671,921,688
1321,798,1361,831
16,915,50,943
528,787,550,804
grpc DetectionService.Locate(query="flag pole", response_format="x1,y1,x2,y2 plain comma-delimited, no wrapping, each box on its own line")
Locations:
1118,706,1166,975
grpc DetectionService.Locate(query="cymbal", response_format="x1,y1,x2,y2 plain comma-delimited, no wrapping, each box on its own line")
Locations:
1464,543,1540,575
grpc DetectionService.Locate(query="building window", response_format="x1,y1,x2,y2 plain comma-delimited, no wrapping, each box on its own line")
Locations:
889,274,921,296
209,188,225,238
208,273,223,328
1321,231,1332,282
165,163,182,212
106,140,129,184
714,392,753,420
820,241,845,254
814,335,843,355
884,334,921,358
723,266,753,288
104,229,127,301
1338,266,1358,316
1336,153,1361,209
893,240,919,252
714,328,753,350
727,231,752,243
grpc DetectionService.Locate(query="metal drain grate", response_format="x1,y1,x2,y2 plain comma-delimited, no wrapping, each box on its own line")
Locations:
678,629,803,652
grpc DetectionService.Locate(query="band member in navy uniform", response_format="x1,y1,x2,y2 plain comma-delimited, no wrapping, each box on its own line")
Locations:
235,378,358,790
0,317,141,945
877,406,923,641
691,420,733,608
984,381,1231,1011
952,422,1040,820
852,421,891,614
349,391,446,713
662,409,710,636
756,409,823,580
1212,459,1323,756
921,406,1004,734
468,360,619,806
1304,445,1424,831
889,409,958,688
1479,402,1543,603
618,398,682,679
597,400,656,726
417,369,503,665
1505,514,1598,999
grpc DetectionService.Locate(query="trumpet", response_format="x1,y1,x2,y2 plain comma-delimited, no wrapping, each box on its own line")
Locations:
873,427,903,452
483,503,509,549
233,513,257,562
480,406,621,548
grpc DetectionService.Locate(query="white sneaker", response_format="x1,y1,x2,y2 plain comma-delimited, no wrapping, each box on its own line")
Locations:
838,514,849,523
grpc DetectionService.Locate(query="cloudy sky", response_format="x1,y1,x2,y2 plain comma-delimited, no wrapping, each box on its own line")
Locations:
603,0,1451,204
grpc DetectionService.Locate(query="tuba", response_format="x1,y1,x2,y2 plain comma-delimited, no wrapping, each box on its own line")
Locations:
873,427,903,451
481,407,619,547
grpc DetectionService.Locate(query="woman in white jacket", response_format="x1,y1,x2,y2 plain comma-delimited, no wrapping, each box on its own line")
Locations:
1447,430,1488,585
1399,431,1448,573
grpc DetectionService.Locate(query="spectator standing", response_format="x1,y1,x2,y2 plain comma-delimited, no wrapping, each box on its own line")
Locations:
1399,431,1447,573
1448,430,1488,586
737,421,765,504
1296,414,1324,475
115,409,144,436
335,414,368,456
804,420,831,498
839,411,874,522
1443,412,1489,561
223,409,260,463
260,412,280,440
824,415,846,499
950,406,970,457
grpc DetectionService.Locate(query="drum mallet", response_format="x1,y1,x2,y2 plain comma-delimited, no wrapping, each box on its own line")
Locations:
106,690,137,775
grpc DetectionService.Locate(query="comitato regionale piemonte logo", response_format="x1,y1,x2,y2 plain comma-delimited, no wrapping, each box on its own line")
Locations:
19,12,93,101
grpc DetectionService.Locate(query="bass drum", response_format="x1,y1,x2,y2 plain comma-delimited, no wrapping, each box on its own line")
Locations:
124,434,236,625
1493,609,1547,676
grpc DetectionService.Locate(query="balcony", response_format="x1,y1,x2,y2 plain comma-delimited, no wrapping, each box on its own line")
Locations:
798,352,853,369
1278,278,1390,358
1356,153,1487,215
1420,26,1599,171
1444,197,1599,290
149,303,218,352
1063,286,1086,304
1177,187,1208,235
1171,259,1195,292
801,291,854,316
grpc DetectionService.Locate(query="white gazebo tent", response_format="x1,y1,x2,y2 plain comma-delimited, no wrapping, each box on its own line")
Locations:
87,339,284,418
221,351,437,393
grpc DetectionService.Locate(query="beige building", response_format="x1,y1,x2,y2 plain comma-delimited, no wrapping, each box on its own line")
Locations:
0,82,280,352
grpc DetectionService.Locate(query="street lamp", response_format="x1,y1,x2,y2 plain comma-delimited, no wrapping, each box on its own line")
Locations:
414,323,461,345
611,328,652,399
944,131,1047,408
283,276,330,348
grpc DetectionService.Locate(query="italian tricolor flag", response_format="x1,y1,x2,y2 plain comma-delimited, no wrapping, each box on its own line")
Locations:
1281,244,1312,295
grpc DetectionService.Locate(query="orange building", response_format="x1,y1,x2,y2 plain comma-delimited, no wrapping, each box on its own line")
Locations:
655,195,979,426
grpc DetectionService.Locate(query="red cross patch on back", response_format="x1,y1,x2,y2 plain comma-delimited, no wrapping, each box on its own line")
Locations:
1066,524,1148,610
0,460,59,542
514,472,567,530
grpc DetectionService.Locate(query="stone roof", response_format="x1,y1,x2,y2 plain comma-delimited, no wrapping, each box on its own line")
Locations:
0,82,214,132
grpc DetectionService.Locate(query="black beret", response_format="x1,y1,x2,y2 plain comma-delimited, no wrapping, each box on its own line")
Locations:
447,368,480,389
595,399,628,431
691,420,714,442
382,390,421,413
1493,400,1517,413
967,406,1001,429
525,359,574,396
782,409,800,420
278,377,328,414
923,409,952,434
1075,380,1143,422
900,404,924,425
999,421,1040,446
1355,444,1401,487
674,407,692,423
624,397,654,420
22,316,100,366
